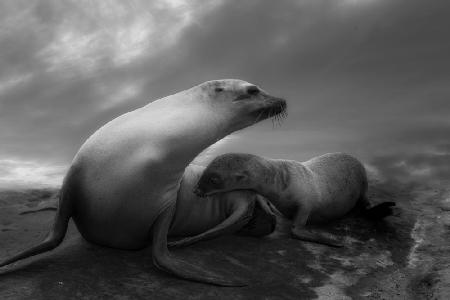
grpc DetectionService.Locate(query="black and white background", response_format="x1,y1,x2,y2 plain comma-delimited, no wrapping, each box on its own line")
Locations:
0,1,449,299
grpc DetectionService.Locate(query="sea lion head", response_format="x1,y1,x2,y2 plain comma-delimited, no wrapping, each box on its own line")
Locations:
194,153,259,197
190,79,287,134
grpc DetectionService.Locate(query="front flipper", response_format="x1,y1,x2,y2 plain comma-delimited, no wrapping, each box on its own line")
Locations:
168,202,251,248
291,226,344,248
152,203,246,287
290,205,343,248
238,196,277,237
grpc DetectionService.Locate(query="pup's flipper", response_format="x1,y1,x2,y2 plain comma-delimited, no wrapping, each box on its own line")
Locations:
291,227,344,248
363,202,396,220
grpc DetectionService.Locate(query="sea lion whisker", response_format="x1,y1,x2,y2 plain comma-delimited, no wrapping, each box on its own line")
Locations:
271,110,278,128
276,113,281,127
280,109,287,124
254,110,265,124
280,111,286,124
278,103,285,126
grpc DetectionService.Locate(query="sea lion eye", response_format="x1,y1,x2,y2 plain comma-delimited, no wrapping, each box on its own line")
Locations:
209,176,220,185
215,87,224,93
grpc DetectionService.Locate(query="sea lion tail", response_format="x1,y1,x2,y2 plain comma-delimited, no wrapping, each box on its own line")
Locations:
362,202,396,220
0,191,72,268
152,204,247,287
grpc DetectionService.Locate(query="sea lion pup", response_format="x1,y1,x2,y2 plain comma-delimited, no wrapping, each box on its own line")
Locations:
168,164,276,248
194,152,395,247
0,79,286,286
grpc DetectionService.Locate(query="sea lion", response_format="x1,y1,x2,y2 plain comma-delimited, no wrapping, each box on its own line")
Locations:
194,152,395,247
0,79,286,286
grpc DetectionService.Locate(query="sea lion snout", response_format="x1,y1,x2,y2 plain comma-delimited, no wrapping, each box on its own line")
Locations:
250,95,287,121
273,97,287,114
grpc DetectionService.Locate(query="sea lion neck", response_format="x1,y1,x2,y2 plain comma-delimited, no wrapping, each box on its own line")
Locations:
140,91,235,171
250,157,287,202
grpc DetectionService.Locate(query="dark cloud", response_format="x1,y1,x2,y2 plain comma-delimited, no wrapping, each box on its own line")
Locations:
0,0,449,186
370,150,450,187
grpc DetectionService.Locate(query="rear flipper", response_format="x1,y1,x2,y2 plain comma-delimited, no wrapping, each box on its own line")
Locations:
152,204,246,287
290,204,343,248
0,195,70,268
291,226,344,248
168,201,253,248
19,206,58,215
362,202,396,220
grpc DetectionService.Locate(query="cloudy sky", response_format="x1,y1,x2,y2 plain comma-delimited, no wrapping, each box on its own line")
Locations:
0,0,449,188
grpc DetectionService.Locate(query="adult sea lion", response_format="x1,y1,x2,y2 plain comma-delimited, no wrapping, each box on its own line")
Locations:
0,79,286,286
194,152,395,247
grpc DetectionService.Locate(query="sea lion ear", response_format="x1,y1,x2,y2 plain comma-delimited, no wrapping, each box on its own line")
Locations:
214,87,224,93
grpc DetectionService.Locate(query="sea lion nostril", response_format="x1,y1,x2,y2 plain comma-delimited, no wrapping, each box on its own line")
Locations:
246,85,260,95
